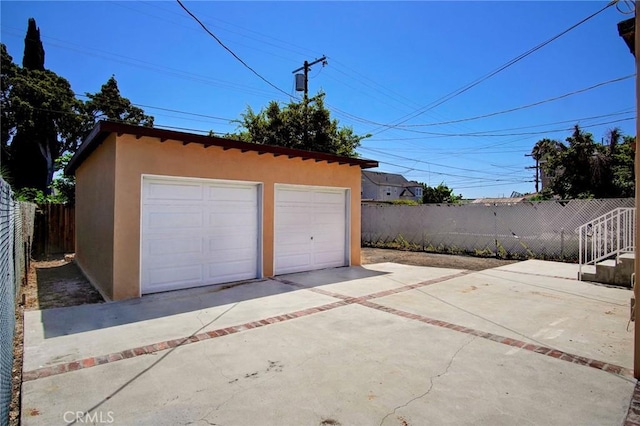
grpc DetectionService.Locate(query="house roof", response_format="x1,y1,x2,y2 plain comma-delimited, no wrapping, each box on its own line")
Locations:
362,170,421,188
66,121,379,175
471,197,527,205
618,17,634,56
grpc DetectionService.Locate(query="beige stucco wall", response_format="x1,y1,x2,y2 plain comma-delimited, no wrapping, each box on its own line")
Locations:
75,134,117,299
105,134,362,300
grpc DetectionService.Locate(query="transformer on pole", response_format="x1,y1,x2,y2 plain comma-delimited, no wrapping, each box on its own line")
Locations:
292,56,327,100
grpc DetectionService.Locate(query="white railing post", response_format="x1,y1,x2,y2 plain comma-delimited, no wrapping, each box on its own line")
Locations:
576,207,636,278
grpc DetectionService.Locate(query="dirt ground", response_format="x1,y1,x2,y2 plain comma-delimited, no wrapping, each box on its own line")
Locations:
8,249,513,425
9,255,103,426
361,247,519,270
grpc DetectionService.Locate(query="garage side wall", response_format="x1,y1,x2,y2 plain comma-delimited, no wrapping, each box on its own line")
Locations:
112,135,362,300
75,134,117,299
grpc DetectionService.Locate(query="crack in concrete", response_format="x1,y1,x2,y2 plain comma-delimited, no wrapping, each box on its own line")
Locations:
378,336,475,426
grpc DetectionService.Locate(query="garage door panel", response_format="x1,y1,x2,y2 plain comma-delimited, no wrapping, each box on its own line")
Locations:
277,188,313,203
146,237,202,256
314,251,345,268
205,259,256,280
275,253,312,274
147,265,203,288
146,182,203,201
142,177,259,294
276,230,312,248
207,185,256,202
206,234,257,251
315,212,345,225
209,247,257,263
206,210,256,227
146,211,203,230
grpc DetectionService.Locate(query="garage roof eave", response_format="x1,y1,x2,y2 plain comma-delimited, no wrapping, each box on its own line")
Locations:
65,121,378,175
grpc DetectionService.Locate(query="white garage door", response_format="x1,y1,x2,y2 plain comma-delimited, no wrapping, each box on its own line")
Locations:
141,176,260,294
275,185,348,275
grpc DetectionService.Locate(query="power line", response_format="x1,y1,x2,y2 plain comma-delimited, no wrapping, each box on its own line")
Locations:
1,28,287,102
141,0,321,59
370,117,636,138
359,147,530,178
365,107,635,142
326,72,634,132
176,0,294,99
74,93,235,122
372,159,532,183
399,75,635,129
369,1,617,134
364,113,636,141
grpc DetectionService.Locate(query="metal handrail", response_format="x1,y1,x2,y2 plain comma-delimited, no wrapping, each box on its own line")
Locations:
576,207,636,280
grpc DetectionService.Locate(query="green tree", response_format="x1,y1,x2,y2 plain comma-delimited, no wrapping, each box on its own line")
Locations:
421,183,462,204
537,125,634,199
611,134,635,197
1,44,17,168
22,18,44,71
83,75,154,128
236,92,367,157
1,20,85,193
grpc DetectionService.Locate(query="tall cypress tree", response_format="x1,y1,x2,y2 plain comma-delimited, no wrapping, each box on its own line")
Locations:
22,18,44,71
4,19,83,193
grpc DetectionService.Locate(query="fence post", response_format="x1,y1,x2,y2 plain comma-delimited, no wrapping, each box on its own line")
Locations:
494,211,499,259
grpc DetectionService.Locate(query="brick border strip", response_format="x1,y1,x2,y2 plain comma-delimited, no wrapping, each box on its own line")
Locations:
22,299,348,382
277,273,632,378
358,300,633,378
625,380,640,426
23,269,632,382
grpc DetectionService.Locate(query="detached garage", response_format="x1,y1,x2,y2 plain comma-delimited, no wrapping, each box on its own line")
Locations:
66,121,377,301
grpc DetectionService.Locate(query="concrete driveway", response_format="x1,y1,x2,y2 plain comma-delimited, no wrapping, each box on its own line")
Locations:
21,261,637,425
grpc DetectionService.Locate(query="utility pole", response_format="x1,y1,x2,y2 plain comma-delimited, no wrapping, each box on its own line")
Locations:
292,56,327,146
292,56,327,101
524,154,539,193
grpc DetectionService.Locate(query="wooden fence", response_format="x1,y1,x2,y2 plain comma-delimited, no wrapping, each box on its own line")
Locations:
32,204,75,257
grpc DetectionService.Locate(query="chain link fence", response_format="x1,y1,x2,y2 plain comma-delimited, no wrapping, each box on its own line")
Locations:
362,198,635,261
1,179,35,425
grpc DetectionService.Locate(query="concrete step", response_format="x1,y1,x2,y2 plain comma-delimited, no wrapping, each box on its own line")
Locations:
579,264,597,282
617,253,635,284
579,253,635,287
595,259,617,284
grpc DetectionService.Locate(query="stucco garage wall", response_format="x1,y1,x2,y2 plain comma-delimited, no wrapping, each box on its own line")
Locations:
75,134,117,299
111,135,362,300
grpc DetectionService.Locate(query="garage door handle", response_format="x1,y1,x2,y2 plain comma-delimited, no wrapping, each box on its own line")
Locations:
310,236,313,240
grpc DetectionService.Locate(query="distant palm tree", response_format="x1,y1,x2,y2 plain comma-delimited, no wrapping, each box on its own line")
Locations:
604,127,622,154
530,138,561,162
531,138,563,192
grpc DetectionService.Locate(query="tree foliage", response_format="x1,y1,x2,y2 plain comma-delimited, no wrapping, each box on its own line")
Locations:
421,183,462,204
1,22,85,193
235,92,367,157
83,76,154,128
22,18,45,71
534,125,635,199
1,19,154,204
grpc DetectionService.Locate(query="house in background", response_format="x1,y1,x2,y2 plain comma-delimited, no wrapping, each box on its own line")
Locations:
361,171,423,202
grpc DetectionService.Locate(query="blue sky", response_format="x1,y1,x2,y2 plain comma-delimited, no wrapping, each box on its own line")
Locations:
1,1,636,198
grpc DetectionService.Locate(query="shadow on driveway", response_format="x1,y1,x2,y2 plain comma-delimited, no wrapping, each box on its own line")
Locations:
39,266,388,338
